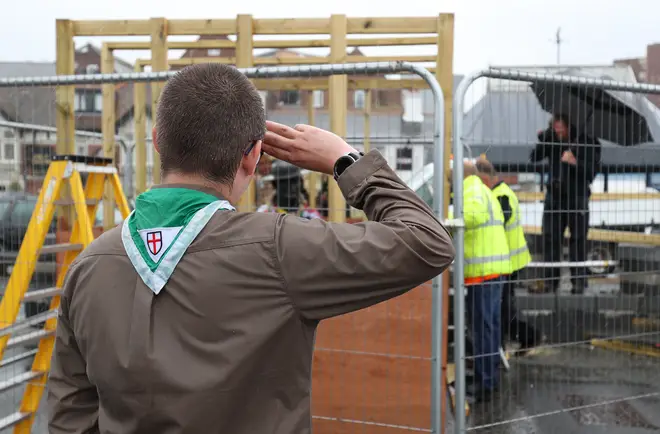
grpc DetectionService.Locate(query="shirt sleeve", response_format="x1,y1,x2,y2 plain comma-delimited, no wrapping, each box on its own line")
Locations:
497,195,513,225
47,263,100,434
273,150,456,321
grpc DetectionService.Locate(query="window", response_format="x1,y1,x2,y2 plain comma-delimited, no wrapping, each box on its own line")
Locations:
279,90,300,106
354,90,366,109
4,143,14,160
75,90,102,113
312,90,324,108
396,147,413,171
207,49,221,56
11,199,37,224
86,64,99,74
3,130,14,139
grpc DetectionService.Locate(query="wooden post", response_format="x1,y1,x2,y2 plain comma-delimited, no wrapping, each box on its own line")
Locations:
363,89,371,153
328,14,347,223
55,19,75,229
150,17,168,185
101,44,116,231
134,62,147,195
307,91,318,209
436,13,455,434
236,14,255,212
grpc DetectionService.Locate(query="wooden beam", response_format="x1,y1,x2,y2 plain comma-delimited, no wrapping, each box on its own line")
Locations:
163,54,434,67
149,17,168,185
347,17,438,34
236,14,256,213
134,62,148,196
55,20,75,156
363,89,372,153
72,20,151,36
55,19,76,229
306,91,318,209
166,19,236,35
328,14,348,223
101,44,116,231
107,36,437,52
523,225,660,246
107,40,236,50
72,17,438,36
253,18,330,35
436,13,455,434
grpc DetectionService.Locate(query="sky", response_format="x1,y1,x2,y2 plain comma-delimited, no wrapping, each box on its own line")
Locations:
0,0,657,75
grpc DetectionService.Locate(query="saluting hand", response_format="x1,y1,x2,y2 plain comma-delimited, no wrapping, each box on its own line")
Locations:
262,121,358,175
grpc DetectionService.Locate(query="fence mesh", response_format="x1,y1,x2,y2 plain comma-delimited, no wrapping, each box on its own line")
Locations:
451,68,660,433
0,61,445,433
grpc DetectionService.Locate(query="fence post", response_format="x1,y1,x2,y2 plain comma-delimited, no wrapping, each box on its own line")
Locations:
101,43,116,230
328,14,348,223
149,17,168,185
435,13,455,434
236,14,256,212
134,62,147,196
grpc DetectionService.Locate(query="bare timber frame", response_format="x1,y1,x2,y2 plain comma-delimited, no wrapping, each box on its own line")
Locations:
56,13,455,434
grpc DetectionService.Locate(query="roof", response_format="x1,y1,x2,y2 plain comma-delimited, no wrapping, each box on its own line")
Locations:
461,64,660,166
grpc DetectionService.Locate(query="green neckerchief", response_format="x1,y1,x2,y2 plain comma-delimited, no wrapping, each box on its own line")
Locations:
121,188,235,295
128,188,221,271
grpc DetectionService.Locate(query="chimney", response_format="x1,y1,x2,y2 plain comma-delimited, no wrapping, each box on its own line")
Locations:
646,43,660,107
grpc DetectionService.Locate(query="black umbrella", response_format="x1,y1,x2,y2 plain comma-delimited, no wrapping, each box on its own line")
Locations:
529,68,660,146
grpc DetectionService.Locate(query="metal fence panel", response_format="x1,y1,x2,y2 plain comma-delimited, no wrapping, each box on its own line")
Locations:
451,68,660,433
0,62,449,433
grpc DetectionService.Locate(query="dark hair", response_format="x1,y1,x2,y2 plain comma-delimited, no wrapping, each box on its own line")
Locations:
156,63,265,185
475,157,496,177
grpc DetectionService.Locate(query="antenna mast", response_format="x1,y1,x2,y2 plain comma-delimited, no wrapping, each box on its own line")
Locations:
555,27,563,65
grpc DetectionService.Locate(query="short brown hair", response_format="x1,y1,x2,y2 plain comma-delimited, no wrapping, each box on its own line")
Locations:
156,63,265,184
475,157,496,177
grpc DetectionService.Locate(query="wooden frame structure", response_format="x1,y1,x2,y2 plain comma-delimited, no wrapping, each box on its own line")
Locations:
56,15,455,432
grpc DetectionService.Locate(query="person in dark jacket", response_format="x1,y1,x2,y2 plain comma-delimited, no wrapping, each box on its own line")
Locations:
530,113,602,294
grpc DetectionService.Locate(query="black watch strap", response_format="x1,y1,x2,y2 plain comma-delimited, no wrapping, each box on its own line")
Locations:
333,152,364,181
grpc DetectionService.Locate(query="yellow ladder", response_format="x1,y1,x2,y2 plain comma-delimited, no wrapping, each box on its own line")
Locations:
0,155,130,433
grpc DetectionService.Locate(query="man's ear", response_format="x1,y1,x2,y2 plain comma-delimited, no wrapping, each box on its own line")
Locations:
242,140,262,176
152,127,160,154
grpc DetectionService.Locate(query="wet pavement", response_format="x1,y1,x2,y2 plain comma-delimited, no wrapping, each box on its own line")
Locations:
455,345,660,433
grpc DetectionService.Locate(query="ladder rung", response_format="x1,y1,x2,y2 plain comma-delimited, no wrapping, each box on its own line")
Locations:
0,349,38,368
39,243,83,254
23,287,61,302
0,411,32,430
72,163,117,174
6,329,53,349
53,199,98,206
0,310,58,337
0,371,42,394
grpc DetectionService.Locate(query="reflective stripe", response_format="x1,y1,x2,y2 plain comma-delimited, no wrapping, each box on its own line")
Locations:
465,254,510,265
505,220,520,230
473,192,503,229
509,245,529,257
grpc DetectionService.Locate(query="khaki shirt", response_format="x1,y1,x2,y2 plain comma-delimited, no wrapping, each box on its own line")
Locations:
47,150,455,434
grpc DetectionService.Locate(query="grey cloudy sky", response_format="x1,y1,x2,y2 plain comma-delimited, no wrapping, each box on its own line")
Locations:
0,0,656,74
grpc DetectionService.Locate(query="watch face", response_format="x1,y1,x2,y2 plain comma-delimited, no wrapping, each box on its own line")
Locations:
334,156,353,179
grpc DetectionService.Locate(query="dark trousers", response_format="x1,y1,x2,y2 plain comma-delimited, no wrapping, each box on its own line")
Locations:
541,189,590,291
466,277,503,391
501,272,539,347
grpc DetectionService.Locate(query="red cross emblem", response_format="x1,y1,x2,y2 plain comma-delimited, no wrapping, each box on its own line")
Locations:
146,231,163,255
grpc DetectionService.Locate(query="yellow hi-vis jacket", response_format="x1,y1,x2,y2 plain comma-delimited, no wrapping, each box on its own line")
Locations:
491,181,532,272
450,175,512,279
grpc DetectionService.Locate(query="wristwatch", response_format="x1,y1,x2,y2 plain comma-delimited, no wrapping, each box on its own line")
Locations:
333,152,364,181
